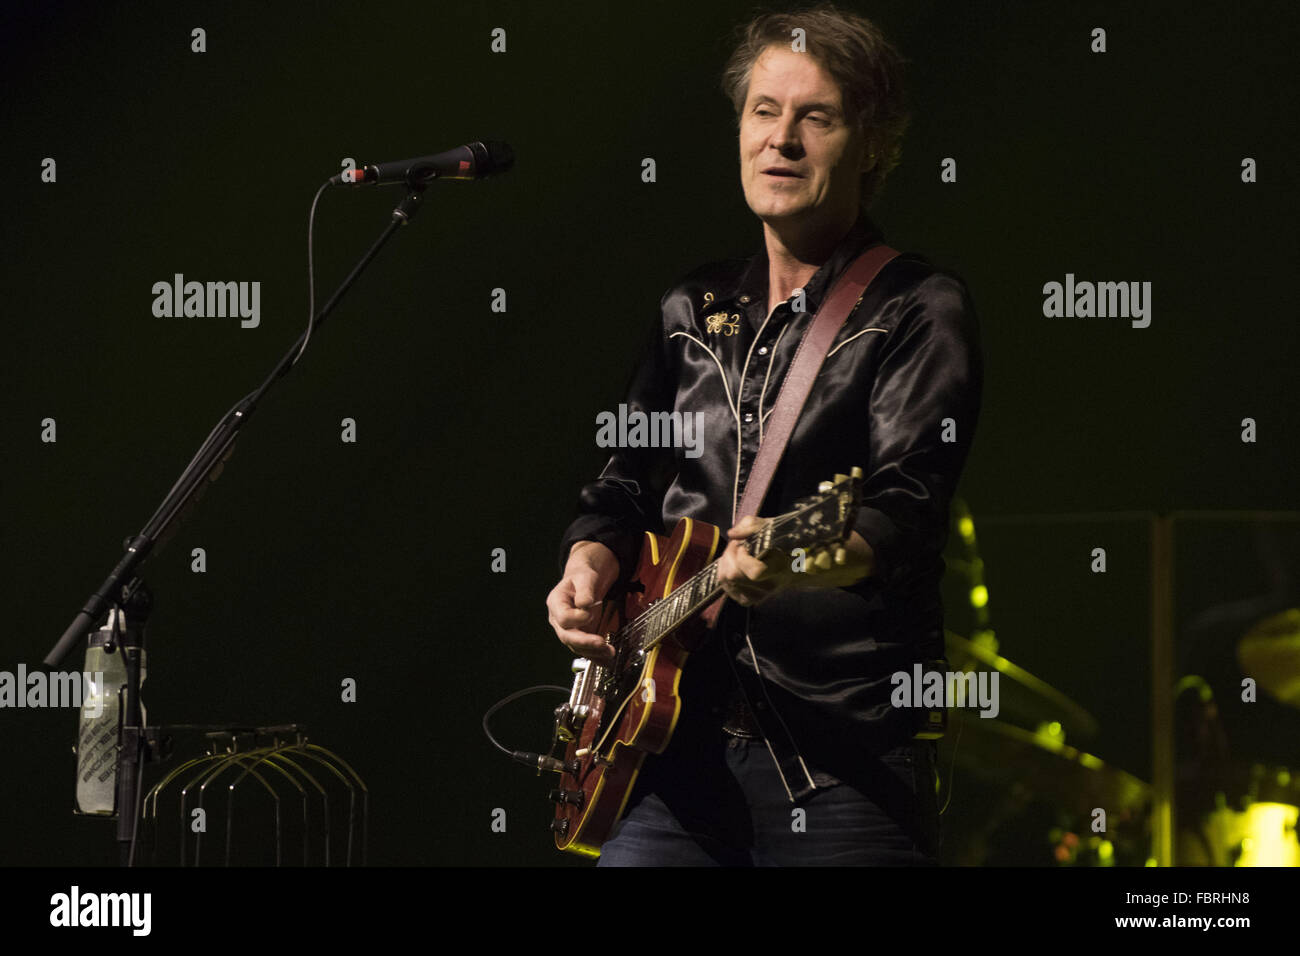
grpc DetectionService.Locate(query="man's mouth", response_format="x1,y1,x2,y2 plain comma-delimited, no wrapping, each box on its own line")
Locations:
762,168,803,178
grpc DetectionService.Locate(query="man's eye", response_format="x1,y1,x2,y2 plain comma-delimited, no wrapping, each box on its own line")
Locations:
754,107,775,117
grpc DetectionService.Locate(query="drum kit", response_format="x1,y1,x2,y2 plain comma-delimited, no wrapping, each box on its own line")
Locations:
939,506,1299,867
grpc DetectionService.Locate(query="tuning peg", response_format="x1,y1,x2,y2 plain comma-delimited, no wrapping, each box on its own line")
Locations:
815,550,833,571
850,466,863,479
834,473,848,484
818,481,833,493
835,547,847,566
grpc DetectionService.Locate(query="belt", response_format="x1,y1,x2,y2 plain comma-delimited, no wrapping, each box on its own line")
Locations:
721,685,763,739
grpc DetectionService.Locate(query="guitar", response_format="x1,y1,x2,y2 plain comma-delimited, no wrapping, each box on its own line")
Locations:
546,468,864,856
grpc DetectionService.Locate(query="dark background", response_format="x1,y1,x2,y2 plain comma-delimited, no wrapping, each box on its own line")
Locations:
2,0,1297,867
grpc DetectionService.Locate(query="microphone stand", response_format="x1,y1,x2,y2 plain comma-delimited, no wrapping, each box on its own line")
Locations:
44,183,428,866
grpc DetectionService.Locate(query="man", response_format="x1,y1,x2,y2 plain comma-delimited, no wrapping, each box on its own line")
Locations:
546,3,982,865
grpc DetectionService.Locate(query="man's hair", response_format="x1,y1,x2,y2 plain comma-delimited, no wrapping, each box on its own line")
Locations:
720,3,911,210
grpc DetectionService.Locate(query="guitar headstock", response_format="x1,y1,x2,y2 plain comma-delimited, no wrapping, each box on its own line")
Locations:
765,467,863,569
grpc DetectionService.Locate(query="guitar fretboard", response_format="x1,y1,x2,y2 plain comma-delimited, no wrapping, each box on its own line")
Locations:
624,525,770,653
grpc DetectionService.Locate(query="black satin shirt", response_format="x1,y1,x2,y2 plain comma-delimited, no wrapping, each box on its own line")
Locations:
559,212,983,754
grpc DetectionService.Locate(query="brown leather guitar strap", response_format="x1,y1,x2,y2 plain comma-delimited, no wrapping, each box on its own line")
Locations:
702,242,898,627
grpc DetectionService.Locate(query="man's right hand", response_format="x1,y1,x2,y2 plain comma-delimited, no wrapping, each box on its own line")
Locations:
546,540,620,663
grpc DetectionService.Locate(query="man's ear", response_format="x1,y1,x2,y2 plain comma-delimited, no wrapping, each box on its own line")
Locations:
857,135,876,173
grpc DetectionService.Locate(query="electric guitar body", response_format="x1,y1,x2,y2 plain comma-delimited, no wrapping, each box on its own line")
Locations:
546,470,863,857
551,517,720,857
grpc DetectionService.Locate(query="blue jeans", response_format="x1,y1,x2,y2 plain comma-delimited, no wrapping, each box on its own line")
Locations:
597,726,940,867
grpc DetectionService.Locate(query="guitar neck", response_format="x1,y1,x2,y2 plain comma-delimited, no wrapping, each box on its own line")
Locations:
620,472,860,653
626,526,769,652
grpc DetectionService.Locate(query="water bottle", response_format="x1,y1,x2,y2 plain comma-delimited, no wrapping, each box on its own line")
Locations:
75,609,146,815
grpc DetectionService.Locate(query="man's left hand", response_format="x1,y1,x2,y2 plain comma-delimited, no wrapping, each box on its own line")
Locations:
716,515,875,606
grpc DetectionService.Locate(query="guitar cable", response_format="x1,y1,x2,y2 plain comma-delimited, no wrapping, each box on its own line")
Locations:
483,684,579,774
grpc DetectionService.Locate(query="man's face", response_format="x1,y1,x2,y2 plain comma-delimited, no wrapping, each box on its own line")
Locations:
739,45,868,228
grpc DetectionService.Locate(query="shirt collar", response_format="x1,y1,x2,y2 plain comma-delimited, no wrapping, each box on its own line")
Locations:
727,210,886,315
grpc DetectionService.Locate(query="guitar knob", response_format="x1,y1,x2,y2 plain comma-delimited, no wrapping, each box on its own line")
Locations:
834,547,847,566
833,473,848,484
818,481,833,493
850,466,863,479
550,818,570,835
815,550,833,570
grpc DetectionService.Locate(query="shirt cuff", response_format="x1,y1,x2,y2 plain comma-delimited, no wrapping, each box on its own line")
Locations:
557,519,641,582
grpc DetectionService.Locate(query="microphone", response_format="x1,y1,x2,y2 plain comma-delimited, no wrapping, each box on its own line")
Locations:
332,141,514,187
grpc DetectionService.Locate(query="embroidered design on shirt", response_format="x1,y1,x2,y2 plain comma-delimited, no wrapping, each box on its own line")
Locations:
706,311,741,336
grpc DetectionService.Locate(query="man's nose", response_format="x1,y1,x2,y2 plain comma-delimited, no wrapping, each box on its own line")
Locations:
769,119,801,154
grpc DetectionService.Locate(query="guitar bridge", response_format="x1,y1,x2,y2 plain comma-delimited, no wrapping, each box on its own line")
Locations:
555,658,599,741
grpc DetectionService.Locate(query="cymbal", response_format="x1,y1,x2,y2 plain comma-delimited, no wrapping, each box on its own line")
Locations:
946,710,1150,815
1238,609,1300,707
944,630,1099,740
